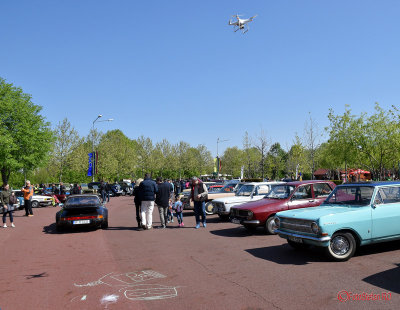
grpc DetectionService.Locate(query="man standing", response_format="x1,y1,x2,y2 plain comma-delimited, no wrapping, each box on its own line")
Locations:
21,180,34,217
99,181,107,203
59,182,66,195
138,173,158,230
190,177,208,229
155,177,171,229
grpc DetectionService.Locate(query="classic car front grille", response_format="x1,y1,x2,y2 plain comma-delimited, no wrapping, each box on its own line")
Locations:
280,218,314,234
230,208,251,219
214,202,226,212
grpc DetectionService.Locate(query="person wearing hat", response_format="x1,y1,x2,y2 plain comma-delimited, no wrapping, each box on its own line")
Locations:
190,176,208,229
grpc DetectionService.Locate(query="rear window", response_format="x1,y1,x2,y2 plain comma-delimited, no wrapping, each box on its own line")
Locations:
66,196,100,207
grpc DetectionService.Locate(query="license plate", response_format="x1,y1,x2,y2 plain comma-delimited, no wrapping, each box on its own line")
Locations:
288,236,303,243
231,218,240,224
73,220,90,224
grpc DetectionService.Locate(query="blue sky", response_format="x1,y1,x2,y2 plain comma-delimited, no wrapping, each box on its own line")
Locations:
1,0,399,157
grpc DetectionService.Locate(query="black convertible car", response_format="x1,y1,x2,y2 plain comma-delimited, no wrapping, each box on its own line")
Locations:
55,194,108,231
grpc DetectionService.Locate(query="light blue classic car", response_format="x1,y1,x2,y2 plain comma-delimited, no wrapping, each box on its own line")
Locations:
274,181,400,261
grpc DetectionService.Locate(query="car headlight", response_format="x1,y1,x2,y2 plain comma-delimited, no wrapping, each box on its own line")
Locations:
311,222,319,234
274,217,280,228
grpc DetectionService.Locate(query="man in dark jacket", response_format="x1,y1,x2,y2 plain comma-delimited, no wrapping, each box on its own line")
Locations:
190,176,208,229
138,173,158,230
155,177,171,229
133,178,143,228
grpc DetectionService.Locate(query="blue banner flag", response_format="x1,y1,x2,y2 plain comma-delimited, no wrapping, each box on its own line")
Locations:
87,152,93,176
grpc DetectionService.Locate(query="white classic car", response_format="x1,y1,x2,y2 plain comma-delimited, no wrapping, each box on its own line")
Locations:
13,190,53,208
212,181,285,219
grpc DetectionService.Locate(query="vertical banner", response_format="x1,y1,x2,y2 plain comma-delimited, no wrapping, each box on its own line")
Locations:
87,152,93,176
95,151,98,175
214,157,218,173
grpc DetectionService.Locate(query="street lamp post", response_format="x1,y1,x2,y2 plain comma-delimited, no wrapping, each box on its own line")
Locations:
91,115,114,182
217,137,229,179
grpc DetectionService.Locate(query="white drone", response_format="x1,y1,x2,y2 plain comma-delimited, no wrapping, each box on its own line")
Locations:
228,14,257,34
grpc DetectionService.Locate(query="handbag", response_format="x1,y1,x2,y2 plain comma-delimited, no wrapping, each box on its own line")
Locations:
9,194,18,205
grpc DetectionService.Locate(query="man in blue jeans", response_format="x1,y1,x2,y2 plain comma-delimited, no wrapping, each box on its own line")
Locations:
190,177,208,229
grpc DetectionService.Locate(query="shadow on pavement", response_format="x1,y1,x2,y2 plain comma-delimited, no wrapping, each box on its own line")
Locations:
363,264,400,294
42,223,98,234
210,227,265,238
25,272,49,279
245,245,329,265
106,226,139,231
356,240,400,257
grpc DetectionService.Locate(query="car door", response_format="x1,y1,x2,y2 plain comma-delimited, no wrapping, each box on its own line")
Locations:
287,185,316,210
371,186,400,240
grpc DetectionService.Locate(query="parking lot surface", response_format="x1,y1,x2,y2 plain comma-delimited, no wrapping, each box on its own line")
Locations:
0,196,399,310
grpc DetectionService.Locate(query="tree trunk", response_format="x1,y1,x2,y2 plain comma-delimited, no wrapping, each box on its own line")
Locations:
1,167,10,185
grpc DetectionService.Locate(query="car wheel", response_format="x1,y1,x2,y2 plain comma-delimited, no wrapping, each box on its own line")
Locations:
101,220,108,229
325,232,356,261
287,240,310,249
205,202,214,215
56,224,63,232
31,201,39,208
265,216,277,235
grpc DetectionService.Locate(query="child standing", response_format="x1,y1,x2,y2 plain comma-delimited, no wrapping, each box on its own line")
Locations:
173,195,184,227
167,198,174,223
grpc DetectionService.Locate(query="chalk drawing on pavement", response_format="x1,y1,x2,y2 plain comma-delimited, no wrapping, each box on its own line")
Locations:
72,270,179,306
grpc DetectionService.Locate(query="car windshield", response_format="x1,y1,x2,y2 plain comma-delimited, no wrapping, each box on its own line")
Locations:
208,186,222,193
324,186,374,206
236,185,254,196
66,196,100,207
218,183,235,193
265,185,295,199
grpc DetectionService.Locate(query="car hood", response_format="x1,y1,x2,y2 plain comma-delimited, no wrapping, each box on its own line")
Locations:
232,198,284,210
276,204,365,221
213,195,255,204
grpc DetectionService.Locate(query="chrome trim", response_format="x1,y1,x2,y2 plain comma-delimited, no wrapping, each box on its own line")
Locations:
242,220,260,224
275,229,331,242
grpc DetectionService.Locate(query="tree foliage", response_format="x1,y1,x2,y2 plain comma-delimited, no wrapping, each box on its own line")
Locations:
0,78,53,184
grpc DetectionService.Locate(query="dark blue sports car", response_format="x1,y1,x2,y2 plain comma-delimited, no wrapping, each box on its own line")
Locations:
55,194,108,231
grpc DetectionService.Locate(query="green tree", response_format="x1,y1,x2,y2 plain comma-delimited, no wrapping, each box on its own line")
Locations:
267,143,287,180
0,78,53,184
221,147,245,177
51,118,82,182
97,130,137,181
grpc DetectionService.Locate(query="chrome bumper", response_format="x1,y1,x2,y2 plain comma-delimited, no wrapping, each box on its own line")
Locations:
242,220,260,225
275,229,331,242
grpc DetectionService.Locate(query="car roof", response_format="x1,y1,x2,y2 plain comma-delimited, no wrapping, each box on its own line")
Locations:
241,181,284,186
338,181,400,187
285,180,335,186
67,194,99,199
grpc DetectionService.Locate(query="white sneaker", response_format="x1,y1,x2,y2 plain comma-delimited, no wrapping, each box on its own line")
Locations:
3,224,7,228
11,223,15,228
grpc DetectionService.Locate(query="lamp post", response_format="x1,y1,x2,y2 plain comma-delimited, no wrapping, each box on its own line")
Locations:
217,137,229,179
91,115,114,182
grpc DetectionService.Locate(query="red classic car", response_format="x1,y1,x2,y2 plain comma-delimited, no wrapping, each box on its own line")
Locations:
230,180,336,234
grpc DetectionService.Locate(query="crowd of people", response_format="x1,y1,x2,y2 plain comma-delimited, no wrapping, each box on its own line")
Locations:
0,175,209,230
133,174,208,230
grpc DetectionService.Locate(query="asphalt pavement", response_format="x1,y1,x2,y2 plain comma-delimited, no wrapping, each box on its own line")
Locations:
0,196,399,310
